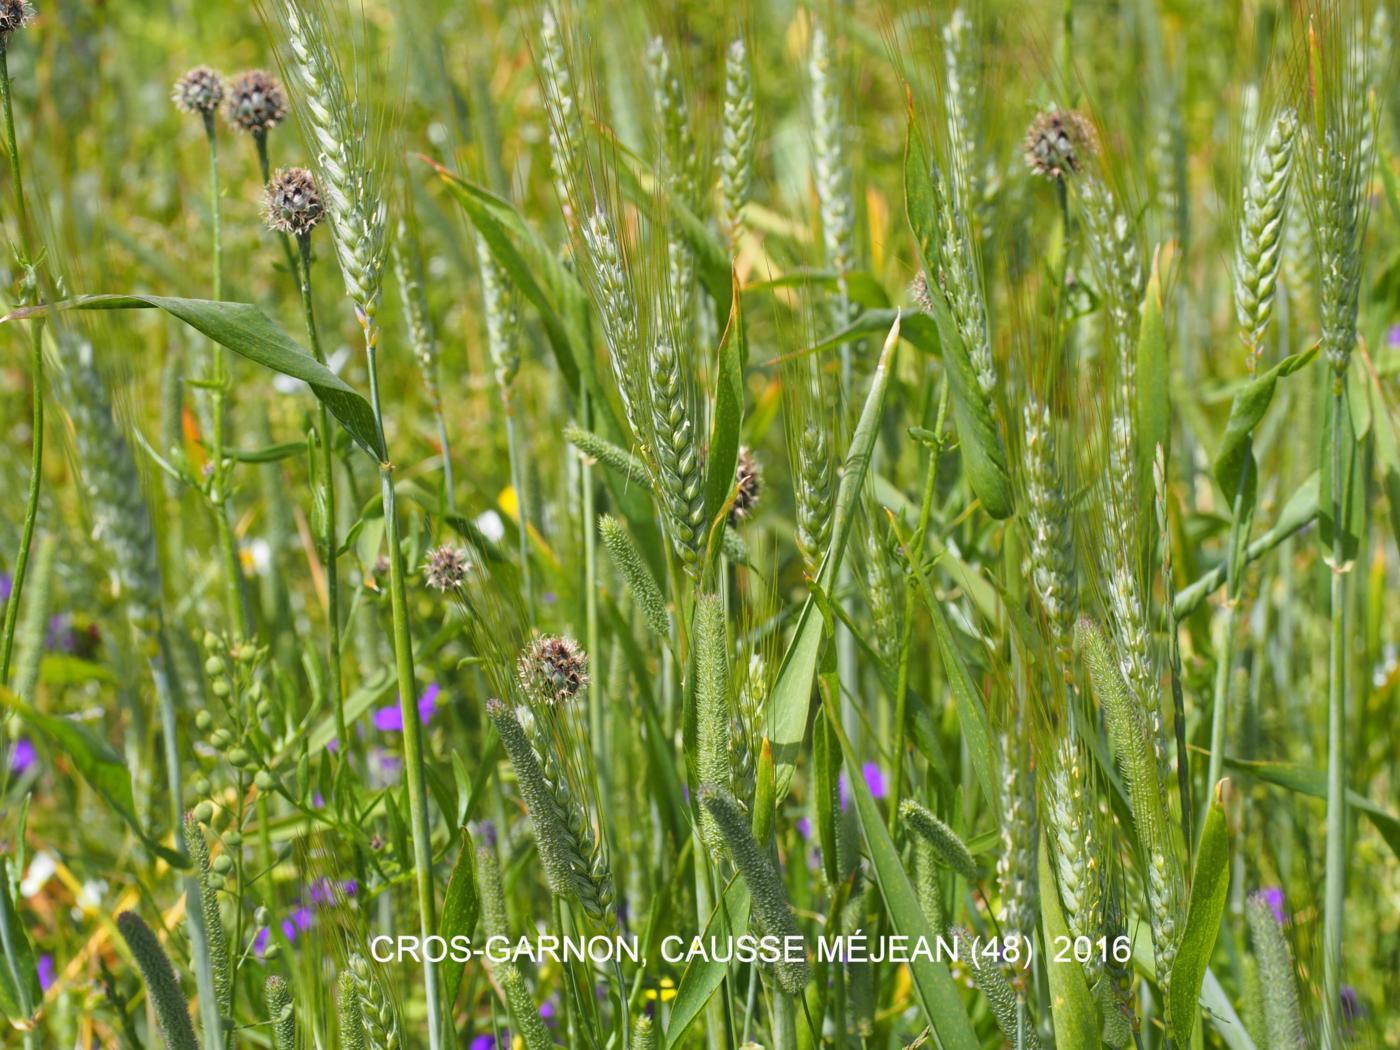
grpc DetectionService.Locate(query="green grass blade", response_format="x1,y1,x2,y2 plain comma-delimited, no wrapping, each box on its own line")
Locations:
439,826,480,1006
1168,782,1231,1046
1037,828,1100,1048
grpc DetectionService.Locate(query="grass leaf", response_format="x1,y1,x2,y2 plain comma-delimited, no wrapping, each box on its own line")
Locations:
438,826,480,1006
1037,828,1100,1048
1168,782,1231,1046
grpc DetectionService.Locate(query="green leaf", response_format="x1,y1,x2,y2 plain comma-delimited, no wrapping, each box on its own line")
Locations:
1223,755,1400,860
1212,347,1316,506
702,270,746,546
0,690,182,866
5,294,384,460
744,269,891,309
439,826,480,1006
664,878,751,1049
903,112,1013,519
1319,383,1364,566
0,857,41,1023
1038,829,1100,1048
767,317,901,798
1168,782,1231,1046
887,512,1000,812
1360,352,1400,551
823,690,980,1050
804,307,943,360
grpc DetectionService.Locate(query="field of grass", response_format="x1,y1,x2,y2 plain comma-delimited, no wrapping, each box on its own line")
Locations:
0,0,1398,1047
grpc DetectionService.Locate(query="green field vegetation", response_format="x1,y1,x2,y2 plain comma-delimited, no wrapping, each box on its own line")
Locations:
0,0,1398,1046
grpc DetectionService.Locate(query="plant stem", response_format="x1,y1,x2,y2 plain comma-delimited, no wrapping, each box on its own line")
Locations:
1322,384,1347,1046
363,314,442,1050
296,235,346,749
1204,464,1251,834
202,113,248,637
888,378,949,835
505,389,533,616
0,42,45,688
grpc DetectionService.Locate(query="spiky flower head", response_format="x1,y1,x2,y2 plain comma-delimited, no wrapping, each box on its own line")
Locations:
0,0,34,36
729,446,763,524
225,70,288,134
263,167,323,237
173,66,224,115
422,545,470,592
517,635,589,706
1023,109,1096,181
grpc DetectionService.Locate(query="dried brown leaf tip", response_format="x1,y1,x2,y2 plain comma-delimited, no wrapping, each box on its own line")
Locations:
225,69,288,134
173,66,224,115
518,635,589,705
1023,109,1097,181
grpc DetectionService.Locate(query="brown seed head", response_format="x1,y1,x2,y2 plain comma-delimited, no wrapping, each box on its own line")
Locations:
264,167,323,237
173,66,224,116
0,0,34,36
729,445,763,524
1023,109,1097,181
517,635,590,706
910,270,935,312
422,544,470,592
225,70,288,134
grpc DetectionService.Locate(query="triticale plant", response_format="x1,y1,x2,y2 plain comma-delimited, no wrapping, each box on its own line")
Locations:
1235,107,1299,369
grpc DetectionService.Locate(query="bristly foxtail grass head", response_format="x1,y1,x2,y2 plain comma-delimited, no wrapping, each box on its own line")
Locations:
183,812,231,1019
1235,105,1299,372
694,593,733,856
116,912,201,1050
1246,892,1307,1048
264,974,296,1050
264,0,388,341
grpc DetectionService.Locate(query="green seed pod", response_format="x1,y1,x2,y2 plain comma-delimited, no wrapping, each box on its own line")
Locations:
899,799,979,883
212,855,234,876
698,786,809,996
223,831,242,848
265,974,296,1050
255,770,277,792
195,711,214,733
211,679,230,699
264,942,281,961
191,775,211,796
210,729,234,750
255,906,270,927
204,656,226,678
227,747,251,768
116,912,201,1050
193,802,214,824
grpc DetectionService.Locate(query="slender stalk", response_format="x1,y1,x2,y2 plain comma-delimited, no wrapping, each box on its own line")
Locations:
201,113,248,637
297,234,346,748
363,314,442,1046
505,397,533,615
888,378,949,835
0,42,45,687
1204,462,1251,831
255,131,301,281
1322,385,1347,1043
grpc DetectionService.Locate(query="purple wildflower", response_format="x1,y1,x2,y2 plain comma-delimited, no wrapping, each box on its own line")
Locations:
8,738,36,775
253,927,271,959
862,762,888,800
1387,323,1400,349
0,572,11,602
1260,886,1285,924
796,816,813,840
36,954,54,991
372,683,441,731
470,1034,508,1050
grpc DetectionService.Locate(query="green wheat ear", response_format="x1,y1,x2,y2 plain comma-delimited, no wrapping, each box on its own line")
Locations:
698,785,810,996
899,798,979,883
498,962,552,1050
116,911,202,1050
264,974,295,1050
337,969,367,1050
347,952,401,1050
182,813,230,1019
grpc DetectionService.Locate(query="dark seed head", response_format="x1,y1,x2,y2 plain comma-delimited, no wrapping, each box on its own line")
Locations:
422,544,470,592
1023,109,1097,181
225,69,288,134
0,0,33,36
173,66,224,116
729,446,762,524
518,635,590,706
